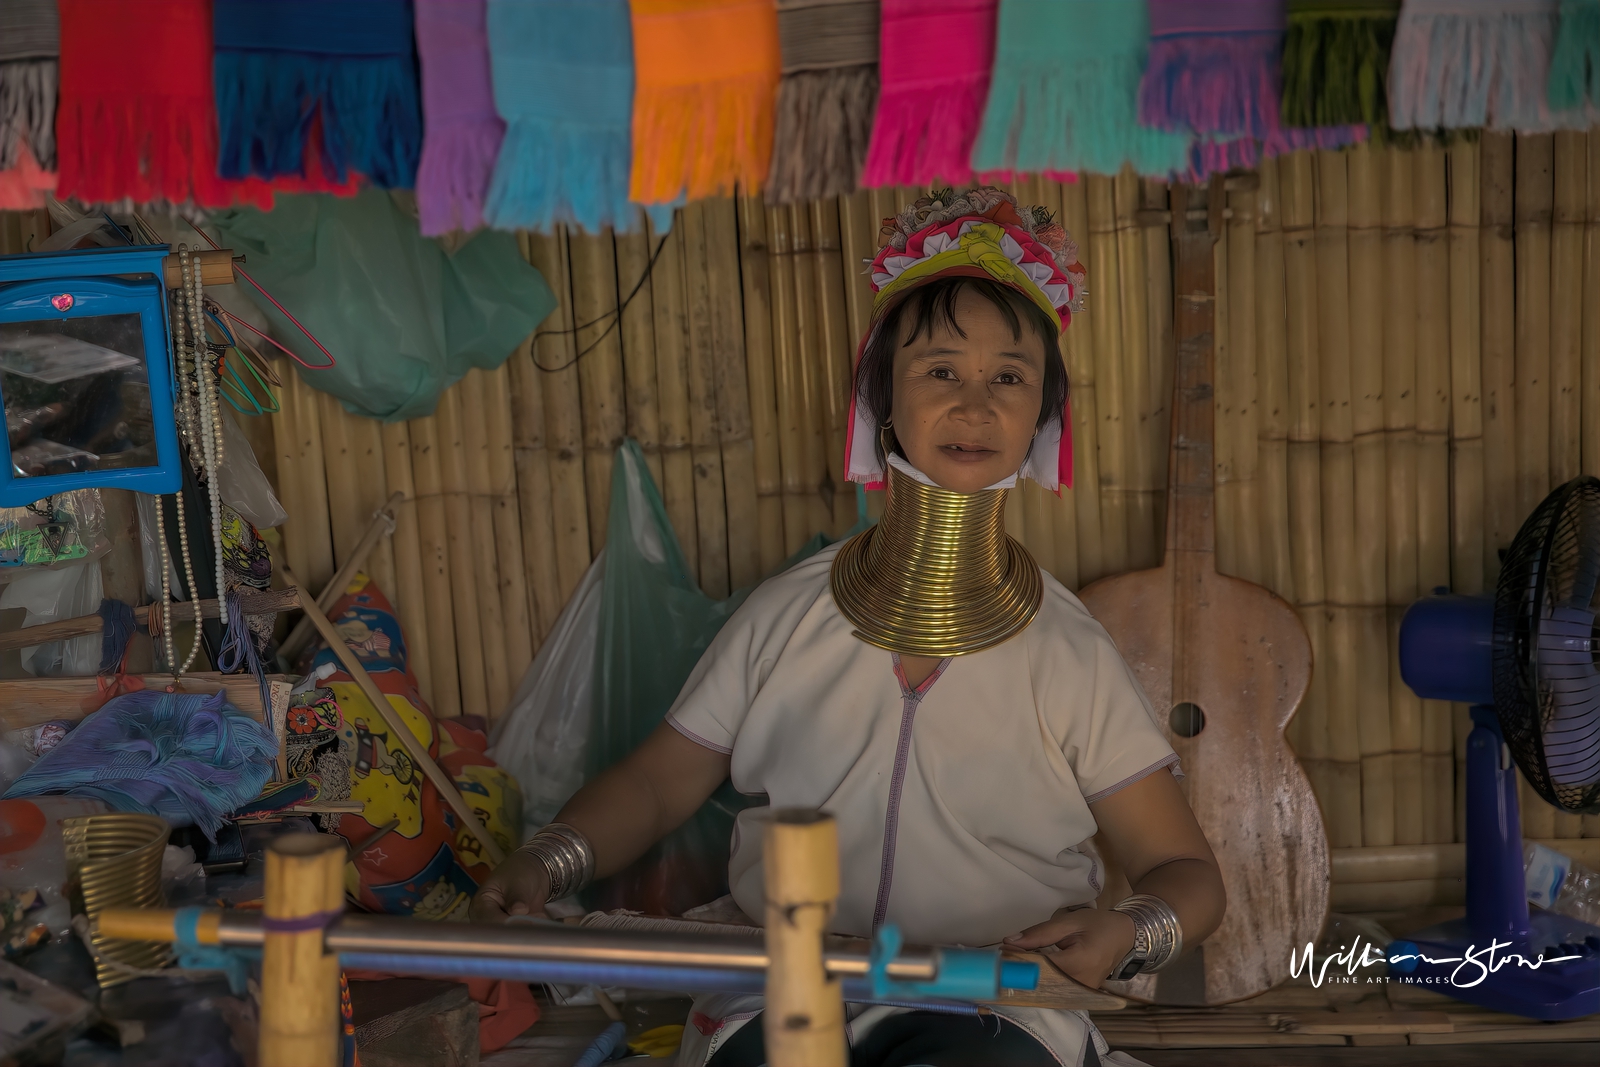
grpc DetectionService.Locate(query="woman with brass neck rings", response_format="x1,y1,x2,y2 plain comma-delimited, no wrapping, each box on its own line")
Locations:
473,189,1225,1067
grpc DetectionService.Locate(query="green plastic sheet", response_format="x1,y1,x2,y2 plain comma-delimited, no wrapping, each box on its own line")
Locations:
212,190,556,421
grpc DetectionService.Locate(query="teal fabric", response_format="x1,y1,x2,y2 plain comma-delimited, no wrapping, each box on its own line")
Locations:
1550,0,1600,110
971,0,1193,177
213,190,555,421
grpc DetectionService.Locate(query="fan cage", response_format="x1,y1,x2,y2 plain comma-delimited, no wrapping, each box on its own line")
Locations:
1492,475,1600,816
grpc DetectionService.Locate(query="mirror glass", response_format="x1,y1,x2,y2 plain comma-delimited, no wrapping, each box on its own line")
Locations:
0,313,156,479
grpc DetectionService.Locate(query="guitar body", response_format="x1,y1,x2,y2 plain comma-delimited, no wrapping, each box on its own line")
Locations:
1077,181,1328,1005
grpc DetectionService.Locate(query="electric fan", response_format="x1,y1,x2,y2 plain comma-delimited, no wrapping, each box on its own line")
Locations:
1397,475,1600,1018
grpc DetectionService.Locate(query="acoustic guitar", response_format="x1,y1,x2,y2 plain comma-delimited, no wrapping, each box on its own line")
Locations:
1078,179,1329,1005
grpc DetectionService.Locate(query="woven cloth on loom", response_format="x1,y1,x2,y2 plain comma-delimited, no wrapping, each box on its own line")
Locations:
1139,0,1365,177
765,0,879,204
55,0,278,207
971,0,1192,180
414,0,503,236
213,0,423,188
1389,0,1583,130
861,0,997,188
1550,0,1600,109
1281,1,1401,130
484,0,670,234
628,0,781,204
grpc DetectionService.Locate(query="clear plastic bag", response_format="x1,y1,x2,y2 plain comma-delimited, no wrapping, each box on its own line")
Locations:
215,407,287,530
0,558,103,676
0,488,106,570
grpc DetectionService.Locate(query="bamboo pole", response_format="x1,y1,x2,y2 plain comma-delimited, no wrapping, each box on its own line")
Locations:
1115,169,1162,569
768,203,812,555
648,215,701,577
616,229,665,490
1515,134,1554,525
569,230,627,556
456,371,511,717
507,333,563,645
1214,199,1236,577
278,493,405,664
1255,158,1295,604
1414,140,1455,845
406,413,462,720
1087,175,1130,576
1551,131,1585,489
837,189,880,347
788,202,833,545
433,389,489,719
810,198,859,538
259,834,343,1067
380,421,433,704
738,196,789,574
1142,177,1176,558
484,362,534,690
679,202,732,598
1315,149,1365,849
351,415,397,602
763,811,846,1067
315,393,363,573
1481,132,1517,590
1043,176,1080,588
705,197,763,591
1220,174,1264,585
274,371,335,593
1060,178,1105,584
1587,134,1600,488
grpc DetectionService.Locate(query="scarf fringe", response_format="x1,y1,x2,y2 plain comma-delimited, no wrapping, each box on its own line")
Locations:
1549,0,1600,109
1389,6,1582,130
56,94,270,208
0,60,56,172
487,118,657,235
1139,32,1281,137
416,116,504,236
973,58,1193,180
1282,10,1398,128
630,73,776,204
765,65,877,205
215,50,421,188
860,75,989,188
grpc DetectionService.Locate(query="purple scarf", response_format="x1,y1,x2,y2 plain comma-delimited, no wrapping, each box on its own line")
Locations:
414,0,505,234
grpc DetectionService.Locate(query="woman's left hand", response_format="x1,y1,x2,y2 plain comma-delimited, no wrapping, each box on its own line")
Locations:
1004,907,1136,989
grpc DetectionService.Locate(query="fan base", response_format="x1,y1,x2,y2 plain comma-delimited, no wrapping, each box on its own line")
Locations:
1390,912,1600,1020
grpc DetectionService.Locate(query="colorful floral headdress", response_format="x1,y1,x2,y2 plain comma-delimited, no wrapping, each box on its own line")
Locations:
846,185,1085,492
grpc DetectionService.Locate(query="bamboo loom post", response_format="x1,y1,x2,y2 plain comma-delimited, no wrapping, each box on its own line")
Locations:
1087,175,1130,576
1114,169,1162,569
768,203,812,555
1551,132,1586,489
456,372,512,717
259,834,343,1067
1060,178,1105,584
570,230,627,556
763,811,847,1067
705,198,763,591
1382,145,1423,847
1587,134,1600,490
738,196,789,574
1142,177,1176,561
1481,132,1517,589
810,198,858,537
1254,159,1295,605
616,229,666,492
788,203,833,544
406,413,462,719
1220,173,1264,585
1314,149,1365,849
433,389,489,718
484,362,534,690
648,214,701,577
380,421,433,704
679,203,733,597
1414,140,1456,845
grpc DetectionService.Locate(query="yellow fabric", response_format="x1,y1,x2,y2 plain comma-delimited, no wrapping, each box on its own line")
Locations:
872,222,1063,332
628,0,781,203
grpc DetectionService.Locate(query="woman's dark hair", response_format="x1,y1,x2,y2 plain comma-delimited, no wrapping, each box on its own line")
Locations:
854,275,1068,462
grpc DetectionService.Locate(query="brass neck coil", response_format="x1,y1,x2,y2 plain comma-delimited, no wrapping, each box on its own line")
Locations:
830,466,1042,656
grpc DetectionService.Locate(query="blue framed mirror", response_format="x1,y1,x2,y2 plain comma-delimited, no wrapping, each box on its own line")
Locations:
0,246,180,507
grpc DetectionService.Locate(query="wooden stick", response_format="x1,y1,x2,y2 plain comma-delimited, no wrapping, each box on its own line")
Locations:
1087,175,1129,576
278,492,405,663
1550,131,1585,488
1060,178,1104,584
0,588,299,653
456,371,512,717
739,195,789,574
380,422,433,705
704,197,763,591
278,563,505,866
1480,132,1517,585
810,198,858,538
259,833,343,1067
484,363,534,689
763,811,846,1067
647,214,701,578
679,203,732,598
1514,133,1554,521
407,414,462,720
162,248,236,289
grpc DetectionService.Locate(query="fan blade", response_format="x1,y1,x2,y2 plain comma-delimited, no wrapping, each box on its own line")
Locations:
1537,605,1600,788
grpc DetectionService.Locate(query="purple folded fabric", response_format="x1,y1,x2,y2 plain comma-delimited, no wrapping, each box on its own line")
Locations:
414,0,505,234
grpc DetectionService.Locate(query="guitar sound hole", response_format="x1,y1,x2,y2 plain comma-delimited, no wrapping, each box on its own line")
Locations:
1170,702,1206,738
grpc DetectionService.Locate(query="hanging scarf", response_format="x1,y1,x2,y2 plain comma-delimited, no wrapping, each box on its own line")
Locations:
628,0,782,205
56,0,275,207
972,0,1192,180
484,0,668,233
766,0,880,204
415,0,503,235
213,0,422,188
861,0,997,188
1139,0,1365,177
1282,1,1401,129
0,0,56,175
1390,0,1582,130
1550,0,1600,109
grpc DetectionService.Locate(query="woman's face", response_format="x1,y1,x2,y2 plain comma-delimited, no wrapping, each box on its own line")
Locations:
889,288,1048,493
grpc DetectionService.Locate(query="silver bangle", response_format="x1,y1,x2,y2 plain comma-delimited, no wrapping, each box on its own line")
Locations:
1109,894,1184,979
516,822,596,901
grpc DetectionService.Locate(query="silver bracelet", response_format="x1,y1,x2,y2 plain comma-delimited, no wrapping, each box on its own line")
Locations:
1108,894,1184,980
516,823,596,901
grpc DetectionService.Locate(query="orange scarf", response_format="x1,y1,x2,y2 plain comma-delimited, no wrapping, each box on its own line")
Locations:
627,0,781,203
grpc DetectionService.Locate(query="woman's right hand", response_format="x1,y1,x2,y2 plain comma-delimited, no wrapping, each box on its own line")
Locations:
470,851,551,921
